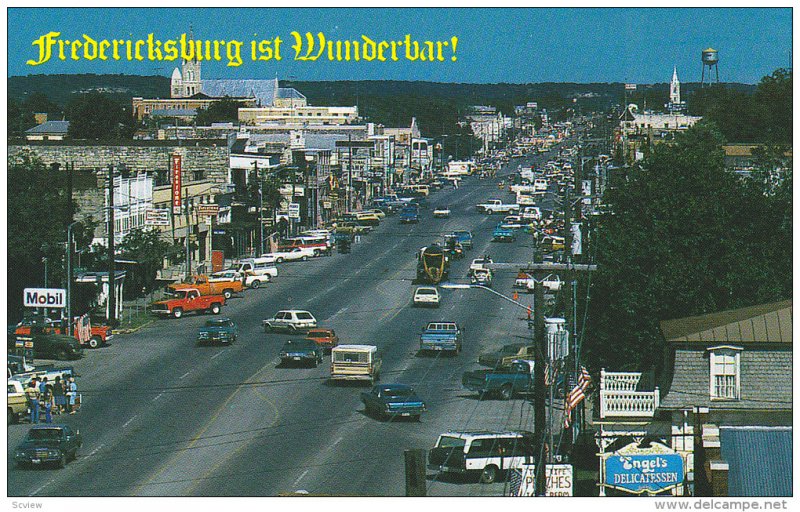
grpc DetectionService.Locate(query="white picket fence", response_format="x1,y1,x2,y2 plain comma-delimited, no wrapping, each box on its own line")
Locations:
599,369,660,419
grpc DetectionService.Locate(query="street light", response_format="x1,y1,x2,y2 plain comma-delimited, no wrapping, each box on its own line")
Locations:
440,283,532,312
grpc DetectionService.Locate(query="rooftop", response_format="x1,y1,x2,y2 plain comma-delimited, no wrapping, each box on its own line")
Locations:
25,120,70,134
660,300,792,344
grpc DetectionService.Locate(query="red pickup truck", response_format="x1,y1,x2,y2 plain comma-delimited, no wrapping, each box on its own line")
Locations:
14,318,113,349
150,289,226,319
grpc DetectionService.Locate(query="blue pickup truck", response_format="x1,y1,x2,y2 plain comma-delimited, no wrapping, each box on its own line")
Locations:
419,321,462,354
492,223,517,242
400,205,420,224
462,360,534,400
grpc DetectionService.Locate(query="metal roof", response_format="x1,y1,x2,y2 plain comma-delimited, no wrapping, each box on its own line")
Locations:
202,79,277,106
150,109,197,117
660,300,792,344
719,426,792,496
25,120,70,134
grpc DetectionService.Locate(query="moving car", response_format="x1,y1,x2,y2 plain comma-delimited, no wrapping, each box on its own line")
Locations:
263,310,318,333
399,205,420,224
492,223,517,242
469,256,493,275
416,245,449,284
14,424,82,468
413,286,441,308
330,345,381,385
419,321,462,354
452,230,474,250
305,328,339,352
361,384,426,421
197,318,238,345
428,431,536,484
279,339,324,367
470,268,493,287
433,206,451,218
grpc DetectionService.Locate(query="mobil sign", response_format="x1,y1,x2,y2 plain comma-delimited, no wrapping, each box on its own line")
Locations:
24,288,66,308
604,442,684,494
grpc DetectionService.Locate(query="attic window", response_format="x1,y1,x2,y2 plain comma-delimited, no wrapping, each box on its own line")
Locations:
707,346,742,401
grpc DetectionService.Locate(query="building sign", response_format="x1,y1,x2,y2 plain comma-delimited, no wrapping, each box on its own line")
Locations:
514,464,573,496
145,209,171,226
604,442,684,494
23,288,66,308
197,204,220,217
171,154,182,214
288,202,301,219
625,83,637,90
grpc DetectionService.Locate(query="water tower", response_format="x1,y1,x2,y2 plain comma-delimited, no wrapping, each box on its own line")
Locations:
701,47,719,86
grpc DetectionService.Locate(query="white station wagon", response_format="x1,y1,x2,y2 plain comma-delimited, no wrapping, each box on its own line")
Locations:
263,310,317,333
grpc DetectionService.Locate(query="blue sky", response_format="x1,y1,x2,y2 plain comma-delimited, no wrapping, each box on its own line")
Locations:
7,8,792,84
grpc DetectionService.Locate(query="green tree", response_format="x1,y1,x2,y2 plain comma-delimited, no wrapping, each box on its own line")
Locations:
7,152,94,320
118,228,172,297
194,96,244,126
584,123,792,375
65,92,135,139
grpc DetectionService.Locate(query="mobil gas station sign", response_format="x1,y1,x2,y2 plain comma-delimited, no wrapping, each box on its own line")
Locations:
24,288,66,308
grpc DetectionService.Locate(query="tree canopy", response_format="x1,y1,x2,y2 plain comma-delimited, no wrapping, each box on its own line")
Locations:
65,92,135,140
194,97,246,126
584,122,792,375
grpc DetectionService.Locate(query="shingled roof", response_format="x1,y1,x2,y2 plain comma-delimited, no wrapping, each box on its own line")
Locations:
660,300,792,344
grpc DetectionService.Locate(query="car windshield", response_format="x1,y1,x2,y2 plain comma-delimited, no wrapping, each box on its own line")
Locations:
383,387,413,398
27,428,63,441
417,289,437,295
437,436,466,449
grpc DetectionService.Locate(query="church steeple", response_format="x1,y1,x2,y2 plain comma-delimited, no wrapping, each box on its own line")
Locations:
180,25,202,97
670,66,681,105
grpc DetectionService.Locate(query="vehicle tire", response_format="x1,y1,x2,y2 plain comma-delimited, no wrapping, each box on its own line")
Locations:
173,308,183,319
301,256,309,261
250,280,261,289
223,289,233,299
58,453,67,469
56,349,68,361
276,257,284,264
210,303,221,315
313,249,320,257
264,323,272,333
264,274,272,282
480,464,499,484
500,384,513,401
88,336,102,349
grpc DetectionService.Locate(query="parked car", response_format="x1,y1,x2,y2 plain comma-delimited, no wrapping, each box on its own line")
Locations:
361,384,426,421
330,345,381,385
462,360,534,400
305,328,339,352
262,247,316,263
197,318,238,345
8,380,27,425
170,274,243,300
151,289,225,319
524,274,562,294
14,316,112,350
428,430,536,484
14,424,82,468
413,287,441,308
10,331,83,361
229,256,278,276
263,310,317,333
500,215,525,229
492,223,517,242
279,339,324,367
478,343,535,368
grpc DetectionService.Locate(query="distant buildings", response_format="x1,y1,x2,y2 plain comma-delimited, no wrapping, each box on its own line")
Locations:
25,120,70,141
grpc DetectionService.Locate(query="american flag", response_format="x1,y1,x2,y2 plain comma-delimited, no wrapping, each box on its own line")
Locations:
563,366,592,428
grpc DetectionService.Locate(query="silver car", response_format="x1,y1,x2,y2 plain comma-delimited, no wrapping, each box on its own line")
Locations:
263,310,318,333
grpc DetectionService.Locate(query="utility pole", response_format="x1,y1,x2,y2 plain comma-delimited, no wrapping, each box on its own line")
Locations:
253,161,263,255
107,166,117,325
66,221,79,336
347,134,353,211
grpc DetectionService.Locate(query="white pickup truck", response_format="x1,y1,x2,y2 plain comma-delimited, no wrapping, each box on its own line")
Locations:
210,269,277,289
475,199,519,215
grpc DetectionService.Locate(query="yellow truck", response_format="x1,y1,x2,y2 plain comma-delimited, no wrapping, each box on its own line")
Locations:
170,274,243,300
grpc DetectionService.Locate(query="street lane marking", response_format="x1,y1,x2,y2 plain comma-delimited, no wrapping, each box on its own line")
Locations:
179,371,192,380
86,444,104,458
293,469,309,487
122,415,137,428
30,479,54,496
210,351,226,360
332,437,343,447
152,392,164,402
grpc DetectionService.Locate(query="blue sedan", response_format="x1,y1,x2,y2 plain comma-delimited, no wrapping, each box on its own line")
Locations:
360,384,427,421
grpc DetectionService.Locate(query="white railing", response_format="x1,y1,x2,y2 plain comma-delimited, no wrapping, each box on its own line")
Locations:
599,369,660,418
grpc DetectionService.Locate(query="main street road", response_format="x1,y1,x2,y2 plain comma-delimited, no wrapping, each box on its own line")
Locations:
8,145,572,497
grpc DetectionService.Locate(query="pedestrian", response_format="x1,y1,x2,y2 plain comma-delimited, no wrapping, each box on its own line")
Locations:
39,376,48,395
42,384,54,424
53,376,65,414
25,381,40,424
67,376,78,414
354,233,361,244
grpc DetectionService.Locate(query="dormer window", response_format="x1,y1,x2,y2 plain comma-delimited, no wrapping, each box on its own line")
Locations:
708,346,742,400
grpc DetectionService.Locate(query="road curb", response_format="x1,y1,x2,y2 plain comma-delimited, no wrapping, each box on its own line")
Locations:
115,319,154,335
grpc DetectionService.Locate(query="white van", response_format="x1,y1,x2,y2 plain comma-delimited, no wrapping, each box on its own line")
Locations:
231,257,278,278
